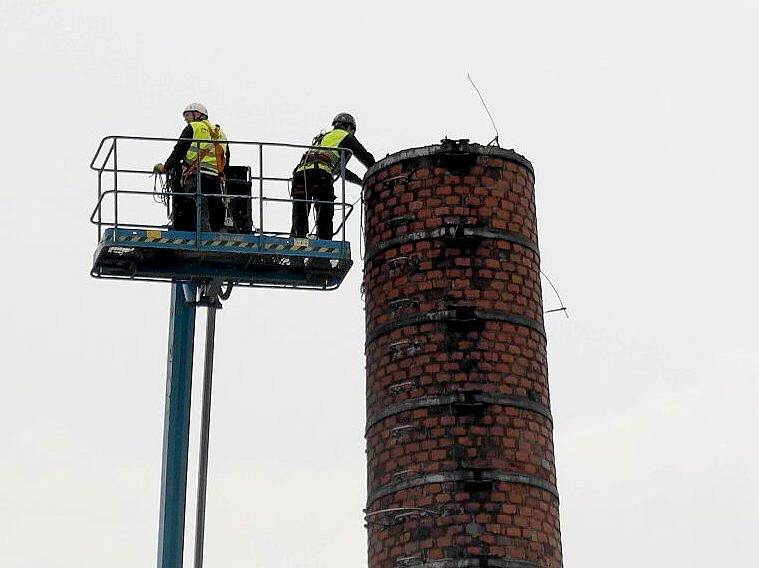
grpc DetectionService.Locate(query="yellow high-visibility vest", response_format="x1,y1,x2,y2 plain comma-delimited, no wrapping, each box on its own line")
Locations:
185,119,228,175
296,128,350,174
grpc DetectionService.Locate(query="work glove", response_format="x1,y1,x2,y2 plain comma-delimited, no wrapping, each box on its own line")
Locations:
153,163,165,174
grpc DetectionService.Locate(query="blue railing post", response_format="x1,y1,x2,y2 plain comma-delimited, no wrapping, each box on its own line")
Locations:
156,282,197,568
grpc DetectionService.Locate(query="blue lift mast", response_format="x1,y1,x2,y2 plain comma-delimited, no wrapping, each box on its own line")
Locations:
90,136,355,568
158,283,196,568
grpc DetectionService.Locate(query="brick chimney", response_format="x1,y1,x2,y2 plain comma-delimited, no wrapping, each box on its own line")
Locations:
363,140,562,568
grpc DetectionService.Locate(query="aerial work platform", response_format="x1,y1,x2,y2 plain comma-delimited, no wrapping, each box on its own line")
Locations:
89,135,357,290
92,228,352,289
89,133,360,568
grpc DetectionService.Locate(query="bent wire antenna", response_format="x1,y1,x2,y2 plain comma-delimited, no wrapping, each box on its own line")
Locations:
541,269,570,318
467,73,500,147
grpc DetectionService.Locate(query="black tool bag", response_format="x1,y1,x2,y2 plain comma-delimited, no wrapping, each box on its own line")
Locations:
225,165,253,233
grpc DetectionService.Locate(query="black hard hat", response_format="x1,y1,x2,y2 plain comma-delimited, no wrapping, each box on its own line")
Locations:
332,112,356,130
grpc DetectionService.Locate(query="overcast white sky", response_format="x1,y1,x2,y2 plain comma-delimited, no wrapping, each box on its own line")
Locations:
1,1,758,567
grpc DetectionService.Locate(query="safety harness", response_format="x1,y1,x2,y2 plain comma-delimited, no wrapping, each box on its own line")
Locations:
296,130,347,174
184,123,226,181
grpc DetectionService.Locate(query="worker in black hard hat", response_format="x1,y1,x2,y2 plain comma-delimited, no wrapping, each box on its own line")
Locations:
154,103,230,232
290,113,375,241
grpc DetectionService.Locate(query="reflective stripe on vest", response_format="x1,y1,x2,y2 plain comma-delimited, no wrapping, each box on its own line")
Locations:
185,120,228,175
296,128,350,174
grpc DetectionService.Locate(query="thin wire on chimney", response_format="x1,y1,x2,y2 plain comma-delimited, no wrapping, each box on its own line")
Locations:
541,269,570,318
467,73,500,147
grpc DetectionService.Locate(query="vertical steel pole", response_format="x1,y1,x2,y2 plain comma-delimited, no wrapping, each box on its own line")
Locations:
98,139,115,242
258,144,264,248
113,139,118,235
195,143,202,251
97,172,102,240
340,151,346,245
157,283,197,568
193,306,217,568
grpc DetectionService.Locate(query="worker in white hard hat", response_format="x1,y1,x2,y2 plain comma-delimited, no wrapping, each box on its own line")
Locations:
154,103,230,232
290,112,375,242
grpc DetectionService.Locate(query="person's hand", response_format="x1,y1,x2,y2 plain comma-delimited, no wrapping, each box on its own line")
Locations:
153,163,165,174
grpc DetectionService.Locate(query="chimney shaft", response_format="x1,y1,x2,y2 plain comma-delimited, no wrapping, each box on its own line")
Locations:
363,140,562,568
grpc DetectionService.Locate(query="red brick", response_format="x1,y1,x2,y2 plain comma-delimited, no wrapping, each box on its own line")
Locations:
364,145,562,568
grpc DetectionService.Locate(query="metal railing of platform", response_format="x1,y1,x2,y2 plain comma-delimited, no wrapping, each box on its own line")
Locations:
89,135,357,251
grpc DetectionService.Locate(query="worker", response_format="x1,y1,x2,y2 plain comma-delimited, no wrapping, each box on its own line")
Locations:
154,103,229,232
290,113,375,241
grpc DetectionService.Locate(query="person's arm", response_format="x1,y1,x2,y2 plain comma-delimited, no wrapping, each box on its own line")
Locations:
339,169,363,185
164,124,194,170
340,133,375,169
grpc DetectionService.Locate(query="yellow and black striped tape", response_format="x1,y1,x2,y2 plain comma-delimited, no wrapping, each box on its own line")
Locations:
115,231,340,254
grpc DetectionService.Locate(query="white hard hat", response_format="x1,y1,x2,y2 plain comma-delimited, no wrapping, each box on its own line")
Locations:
183,102,208,116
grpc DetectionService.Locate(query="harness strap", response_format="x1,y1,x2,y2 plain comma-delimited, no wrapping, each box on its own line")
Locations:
184,124,226,180
297,132,339,172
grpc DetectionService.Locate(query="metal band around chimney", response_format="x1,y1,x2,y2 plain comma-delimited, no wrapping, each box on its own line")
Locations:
414,559,544,568
365,143,534,179
367,470,559,504
365,227,540,263
366,393,552,433
366,309,545,345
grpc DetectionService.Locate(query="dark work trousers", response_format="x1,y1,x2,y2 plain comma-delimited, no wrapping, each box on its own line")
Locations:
172,172,226,232
290,167,336,240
